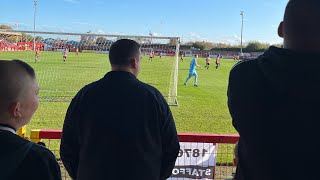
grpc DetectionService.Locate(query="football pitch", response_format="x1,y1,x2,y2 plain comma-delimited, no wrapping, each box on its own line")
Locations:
0,51,237,135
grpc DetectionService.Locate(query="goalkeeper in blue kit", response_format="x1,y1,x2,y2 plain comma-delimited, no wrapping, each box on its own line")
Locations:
184,54,201,87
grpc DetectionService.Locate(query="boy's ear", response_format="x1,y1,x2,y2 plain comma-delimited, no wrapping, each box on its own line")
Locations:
8,102,22,118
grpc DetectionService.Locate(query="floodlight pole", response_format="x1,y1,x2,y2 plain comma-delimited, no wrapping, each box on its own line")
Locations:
34,0,37,51
149,31,153,44
240,11,244,54
15,23,20,43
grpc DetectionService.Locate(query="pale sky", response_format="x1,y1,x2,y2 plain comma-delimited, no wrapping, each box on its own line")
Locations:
1,0,288,45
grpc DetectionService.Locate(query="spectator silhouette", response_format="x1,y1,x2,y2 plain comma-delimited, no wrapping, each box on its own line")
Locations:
60,39,180,180
228,0,320,179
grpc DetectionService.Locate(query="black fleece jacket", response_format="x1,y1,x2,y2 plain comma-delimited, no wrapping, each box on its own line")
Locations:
60,71,180,180
228,46,320,180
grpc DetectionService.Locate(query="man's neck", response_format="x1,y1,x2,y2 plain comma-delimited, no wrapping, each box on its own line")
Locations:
111,67,137,77
283,40,320,53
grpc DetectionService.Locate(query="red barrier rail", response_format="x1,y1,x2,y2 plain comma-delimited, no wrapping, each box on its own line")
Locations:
30,130,239,180
179,133,239,144
31,129,239,143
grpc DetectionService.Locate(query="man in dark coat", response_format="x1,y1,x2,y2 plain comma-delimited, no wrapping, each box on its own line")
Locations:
60,39,180,180
228,0,320,179
0,60,61,180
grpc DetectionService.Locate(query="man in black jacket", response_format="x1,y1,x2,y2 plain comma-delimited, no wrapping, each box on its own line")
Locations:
0,60,61,180
60,39,180,180
228,0,320,179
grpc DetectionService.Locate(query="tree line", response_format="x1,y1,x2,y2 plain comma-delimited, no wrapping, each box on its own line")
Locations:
183,41,282,52
1,24,282,52
0,25,43,42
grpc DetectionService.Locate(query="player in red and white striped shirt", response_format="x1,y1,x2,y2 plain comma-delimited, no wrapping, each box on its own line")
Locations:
204,54,211,69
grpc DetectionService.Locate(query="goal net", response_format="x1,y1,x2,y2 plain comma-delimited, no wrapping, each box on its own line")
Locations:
0,29,179,106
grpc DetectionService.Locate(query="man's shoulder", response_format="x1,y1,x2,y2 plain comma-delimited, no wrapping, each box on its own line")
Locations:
138,81,162,95
137,81,170,112
228,59,266,89
75,80,101,99
28,143,57,161
138,80,168,101
230,59,260,77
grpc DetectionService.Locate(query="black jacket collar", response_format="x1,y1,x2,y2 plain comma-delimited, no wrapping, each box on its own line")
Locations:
0,123,17,134
104,71,137,80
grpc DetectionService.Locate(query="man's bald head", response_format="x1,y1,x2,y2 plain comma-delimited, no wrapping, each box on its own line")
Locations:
280,0,320,51
0,60,36,115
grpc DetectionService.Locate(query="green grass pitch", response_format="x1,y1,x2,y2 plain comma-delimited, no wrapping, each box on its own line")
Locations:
0,51,237,135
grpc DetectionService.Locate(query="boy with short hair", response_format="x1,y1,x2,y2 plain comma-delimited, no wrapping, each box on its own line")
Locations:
0,60,62,180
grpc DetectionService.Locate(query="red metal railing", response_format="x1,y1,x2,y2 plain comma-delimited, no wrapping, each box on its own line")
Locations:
31,130,239,180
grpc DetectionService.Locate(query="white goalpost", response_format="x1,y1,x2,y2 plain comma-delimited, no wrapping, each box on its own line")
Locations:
0,29,180,106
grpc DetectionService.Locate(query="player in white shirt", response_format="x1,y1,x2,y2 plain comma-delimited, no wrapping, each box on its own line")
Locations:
63,48,69,62
204,54,211,69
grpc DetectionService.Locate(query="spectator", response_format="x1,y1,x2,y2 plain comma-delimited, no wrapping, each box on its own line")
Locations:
228,0,320,179
0,60,61,180
60,39,180,180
